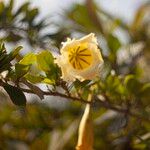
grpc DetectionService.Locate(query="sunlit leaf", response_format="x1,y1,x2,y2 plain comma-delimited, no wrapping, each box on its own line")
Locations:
36,50,54,72
19,53,36,65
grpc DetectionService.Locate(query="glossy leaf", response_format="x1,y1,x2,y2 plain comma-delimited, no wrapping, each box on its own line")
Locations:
36,50,54,72
3,83,26,106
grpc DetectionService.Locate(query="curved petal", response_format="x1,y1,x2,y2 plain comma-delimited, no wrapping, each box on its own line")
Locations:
55,33,103,82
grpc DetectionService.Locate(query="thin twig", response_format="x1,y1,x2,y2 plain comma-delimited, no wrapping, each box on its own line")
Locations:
20,87,150,122
20,87,91,105
0,79,149,122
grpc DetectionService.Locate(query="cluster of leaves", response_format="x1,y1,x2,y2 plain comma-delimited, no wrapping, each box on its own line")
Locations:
11,50,60,85
0,0,70,48
0,0,150,150
0,43,27,106
0,42,61,106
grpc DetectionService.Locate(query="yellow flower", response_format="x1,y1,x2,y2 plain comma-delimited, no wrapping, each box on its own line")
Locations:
55,33,103,81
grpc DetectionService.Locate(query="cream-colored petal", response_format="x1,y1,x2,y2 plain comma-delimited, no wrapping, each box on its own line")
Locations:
79,33,97,45
55,33,103,82
61,39,78,53
55,56,74,81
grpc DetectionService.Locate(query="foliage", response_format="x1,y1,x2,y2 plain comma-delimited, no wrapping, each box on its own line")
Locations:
0,0,150,150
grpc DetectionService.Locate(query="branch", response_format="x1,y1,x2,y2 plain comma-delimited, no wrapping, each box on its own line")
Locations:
20,87,150,123
96,97,150,123
0,79,149,122
20,87,91,105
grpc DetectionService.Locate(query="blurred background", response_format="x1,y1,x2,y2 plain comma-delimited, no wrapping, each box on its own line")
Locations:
0,0,150,149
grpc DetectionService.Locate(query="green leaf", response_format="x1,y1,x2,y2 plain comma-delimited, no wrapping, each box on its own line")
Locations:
25,74,44,84
19,53,36,65
0,43,6,62
15,63,30,79
74,79,91,90
140,83,150,106
0,43,10,72
6,31,22,42
5,0,14,22
23,8,39,23
67,4,99,32
36,50,54,72
42,78,55,84
107,34,121,53
29,8,39,20
0,44,22,73
8,0,14,12
8,46,23,60
140,83,150,98
0,45,22,68
105,74,126,100
3,83,26,106
0,1,5,15
124,75,141,94
14,2,30,17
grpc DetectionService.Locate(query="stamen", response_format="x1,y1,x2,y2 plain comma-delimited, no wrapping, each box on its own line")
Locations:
78,54,91,56
68,46,92,70
79,57,90,65
78,61,83,69
69,56,74,63
73,61,76,69
76,46,80,53
78,48,87,53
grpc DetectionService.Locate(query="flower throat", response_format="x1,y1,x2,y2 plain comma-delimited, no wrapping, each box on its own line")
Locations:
68,45,93,70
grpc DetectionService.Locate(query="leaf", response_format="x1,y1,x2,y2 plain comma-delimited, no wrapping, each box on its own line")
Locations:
6,31,22,42
3,83,26,106
25,74,44,84
14,2,30,17
8,46,23,61
74,79,91,90
36,50,60,84
36,50,54,72
19,53,36,65
5,0,14,22
15,63,30,79
0,45,22,68
140,83,150,98
29,8,39,20
131,4,149,31
8,0,14,12
42,78,55,84
22,79,44,100
107,34,121,54
0,43,22,73
139,83,150,105
0,1,5,15
23,8,39,23
67,4,98,32
0,43,7,63
124,75,141,94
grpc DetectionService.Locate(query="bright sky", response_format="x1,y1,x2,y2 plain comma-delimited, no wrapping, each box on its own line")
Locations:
8,0,148,24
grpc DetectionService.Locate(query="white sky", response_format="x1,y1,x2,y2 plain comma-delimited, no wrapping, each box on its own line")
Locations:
9,0,149,24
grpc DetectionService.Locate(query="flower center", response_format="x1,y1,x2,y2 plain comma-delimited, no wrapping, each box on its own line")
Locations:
68,45,93,70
